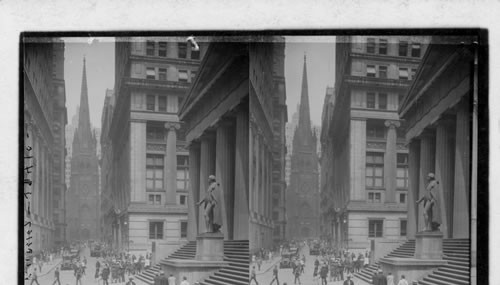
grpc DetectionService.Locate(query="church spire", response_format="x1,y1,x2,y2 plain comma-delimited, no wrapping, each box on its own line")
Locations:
298,54,311,130
78,57,91,136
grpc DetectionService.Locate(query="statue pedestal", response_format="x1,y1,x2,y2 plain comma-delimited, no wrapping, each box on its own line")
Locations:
195,232,224,261
160,232,227,283
379,231,446,284
415,231,443,259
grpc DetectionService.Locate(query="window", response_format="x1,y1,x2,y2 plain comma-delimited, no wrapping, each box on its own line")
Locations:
369,220,383,237
378,66,387,79
146,67,156,80
149,221,163,239
190,48,200,60
398,41,408,56
146,41,155,56
180,221,188,238
399,193,406,204
366,121,385,138
366,92,376,108
367,38,376,53
147,123,164,140
148,194,161,205
378,93,387,110
146,94,156,111
366,152,384,187
159,68,167,81
146,155,164,190
190,71,197,82
366,65,376,77
178,70,188,83
397,154,409,188
158,96,167,112
399,68,409,80
368,192,381,203
178,43,187,58
400,220,407,236
158,42,167,57
379,39,388,54
179,195,187,205
411,43,421,57
177,156,189,190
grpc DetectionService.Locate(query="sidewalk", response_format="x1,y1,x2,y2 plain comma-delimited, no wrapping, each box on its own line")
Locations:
255,256,281,275
30,257,63,278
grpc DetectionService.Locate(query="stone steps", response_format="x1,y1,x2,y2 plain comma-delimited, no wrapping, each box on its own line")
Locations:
200,240,249,285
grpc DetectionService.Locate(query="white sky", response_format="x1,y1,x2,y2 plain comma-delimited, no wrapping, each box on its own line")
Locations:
284,37,336,126
63,37,115,129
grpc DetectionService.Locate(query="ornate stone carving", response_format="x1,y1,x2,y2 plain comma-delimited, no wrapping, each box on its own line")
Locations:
384,120,401,129
164,122,180,131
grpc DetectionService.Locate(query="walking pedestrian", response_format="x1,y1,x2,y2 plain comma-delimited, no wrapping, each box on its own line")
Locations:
102,265,110,285
293,264,301,285
387,272,395,285
126,277,136,285
52,267,61,285
397,275,409,285
250,266,259,285
180,276,190,285
320,263,328,285
168,273,176,285
30,267,40,285
75,265,83,285
269,265,279,285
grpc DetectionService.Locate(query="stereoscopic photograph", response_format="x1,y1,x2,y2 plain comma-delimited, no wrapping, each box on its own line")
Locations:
22,32,484,285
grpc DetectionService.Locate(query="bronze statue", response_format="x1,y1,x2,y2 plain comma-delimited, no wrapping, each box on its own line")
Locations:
416,173,439,231
196,175,220,233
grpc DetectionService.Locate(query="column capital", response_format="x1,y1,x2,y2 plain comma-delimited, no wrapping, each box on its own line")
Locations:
384,120,401,129
164,122,180,131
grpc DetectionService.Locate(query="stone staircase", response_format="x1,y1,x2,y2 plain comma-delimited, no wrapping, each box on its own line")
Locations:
355,239,416,283
355,239,471,285
200,240,249,285
135,241,196,284
418,239,470,285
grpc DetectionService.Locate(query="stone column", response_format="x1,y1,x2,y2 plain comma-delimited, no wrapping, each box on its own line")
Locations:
384,120,400,203
198,133,216,234
435,117,456,238
453,100,470,238
407,140,420,238
165,122,180,205
234,108,249,240
117,221,122,251
215,119,235,239
187,142,200,240
418,130,435,232
130,121,146,202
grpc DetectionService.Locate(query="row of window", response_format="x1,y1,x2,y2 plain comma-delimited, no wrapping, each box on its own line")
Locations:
366,38,421,58
147,194,187,206
366,64,416,80
366,121,406,139
146,41,200,59
368,219,407,237
366,152,408,188
145,67,196,82
367,192,407,204
146,154,190,191
149,220,188,240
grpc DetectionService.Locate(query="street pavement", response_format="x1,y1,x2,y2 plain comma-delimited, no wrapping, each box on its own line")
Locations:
24,245,139,285
253,245,369,285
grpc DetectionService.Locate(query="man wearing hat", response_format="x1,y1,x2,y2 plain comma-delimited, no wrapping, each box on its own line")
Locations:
126,277,136,285
343,274,354,285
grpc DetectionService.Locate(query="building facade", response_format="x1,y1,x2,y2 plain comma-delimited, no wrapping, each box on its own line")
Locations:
102,37,206,258
67,58,100,241
322,36,430,249
179,42,249,242
249,40,288,249
320,86,335,239
399,36,478,266
286,55,320,240
24,38,67,253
